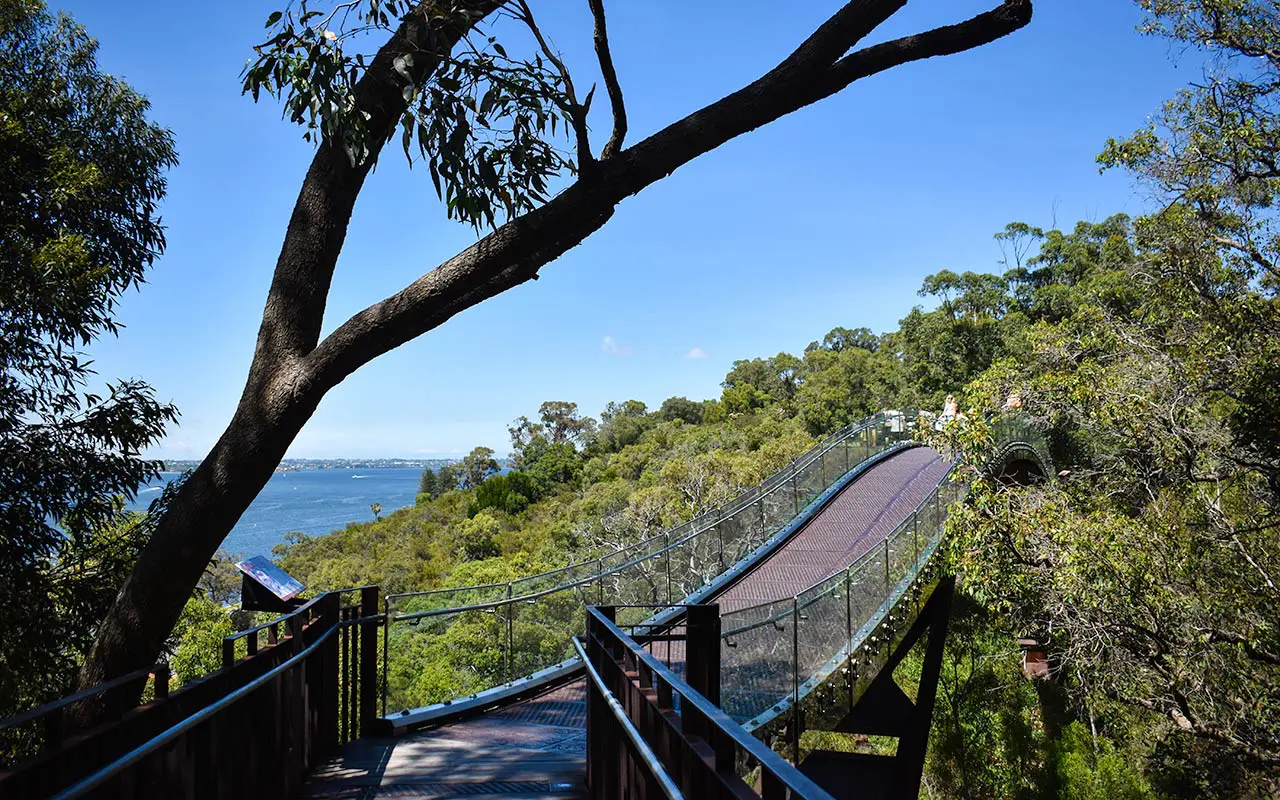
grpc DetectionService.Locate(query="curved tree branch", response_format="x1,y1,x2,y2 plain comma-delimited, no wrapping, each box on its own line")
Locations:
83,0,1033,700
302,0,1033,389
514,0,594,170
252,0,505,373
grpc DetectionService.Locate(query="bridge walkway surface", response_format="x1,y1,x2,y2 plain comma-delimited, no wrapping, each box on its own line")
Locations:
300,446,948,799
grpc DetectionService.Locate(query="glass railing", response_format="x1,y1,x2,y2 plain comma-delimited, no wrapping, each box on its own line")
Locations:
381,410,919,715
718,413,1051,734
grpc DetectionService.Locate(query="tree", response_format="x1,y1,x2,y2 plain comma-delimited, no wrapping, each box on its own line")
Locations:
83,0,1035,692
658,396,705,425
591,399,652,454
417,467,438,497
805,325,880,354
0,0,177,722
460,446,500,489
948,225,1280,775
435,462,462,494
723,353,808,406
795,345,881,434
370,502,383,519
509,400,596,466
536,400,596,446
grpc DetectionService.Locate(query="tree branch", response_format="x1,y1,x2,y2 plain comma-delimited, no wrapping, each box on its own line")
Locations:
586,0,626,159
301,0,1033,389
253,0,504,372
513,0,594,171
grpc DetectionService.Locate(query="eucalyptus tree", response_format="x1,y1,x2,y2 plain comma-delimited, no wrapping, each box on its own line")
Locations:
0,0,178,724
945,0,1280,766
82,0,1035,689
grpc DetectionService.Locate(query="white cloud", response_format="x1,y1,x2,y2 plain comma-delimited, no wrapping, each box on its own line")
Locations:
601,335,633,357
686,347,708,359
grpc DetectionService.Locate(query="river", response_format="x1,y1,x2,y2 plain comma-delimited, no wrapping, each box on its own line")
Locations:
128,468,423,557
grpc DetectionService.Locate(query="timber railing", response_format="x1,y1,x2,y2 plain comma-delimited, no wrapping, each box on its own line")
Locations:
381,410,918,721
580,604,835,800
0,586,382,798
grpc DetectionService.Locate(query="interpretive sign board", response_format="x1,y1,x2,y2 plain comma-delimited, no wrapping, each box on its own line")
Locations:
237,555,305,611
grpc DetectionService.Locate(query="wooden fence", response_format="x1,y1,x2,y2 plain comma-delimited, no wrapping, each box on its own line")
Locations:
0,586,381,798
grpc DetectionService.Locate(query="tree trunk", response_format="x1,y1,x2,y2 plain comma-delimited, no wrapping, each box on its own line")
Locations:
79,0,1033,701
76,363,324,690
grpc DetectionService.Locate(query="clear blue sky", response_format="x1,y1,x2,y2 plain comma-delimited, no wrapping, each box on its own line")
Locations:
56,1,1193,459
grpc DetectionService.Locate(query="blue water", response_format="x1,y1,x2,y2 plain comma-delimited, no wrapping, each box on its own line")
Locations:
129,468,422,557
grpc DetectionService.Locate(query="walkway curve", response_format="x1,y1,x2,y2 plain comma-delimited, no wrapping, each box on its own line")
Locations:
302,445,948,799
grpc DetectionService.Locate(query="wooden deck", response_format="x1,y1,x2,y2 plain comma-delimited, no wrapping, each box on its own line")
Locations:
301,683,587,799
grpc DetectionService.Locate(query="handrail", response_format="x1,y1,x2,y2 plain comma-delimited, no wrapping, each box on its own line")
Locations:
382,412,916,719
571,639,682,800
52,624,340,799
0,667,154,734
587,607,836,800
387,412,898,610
391,415,902,625
716,415,1052,735
386,580,510,602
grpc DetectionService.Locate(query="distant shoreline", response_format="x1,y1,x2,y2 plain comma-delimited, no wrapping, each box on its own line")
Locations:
159,458,462,474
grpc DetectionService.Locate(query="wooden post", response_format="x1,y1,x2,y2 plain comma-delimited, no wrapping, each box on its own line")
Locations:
684,604,721,707
359,586,379,738
153,663,170,701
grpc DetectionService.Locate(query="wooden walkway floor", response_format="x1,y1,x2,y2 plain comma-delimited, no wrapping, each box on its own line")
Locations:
301,683,587,799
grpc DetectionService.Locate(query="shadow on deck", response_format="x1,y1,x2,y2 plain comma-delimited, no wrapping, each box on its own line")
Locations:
302,682,587,799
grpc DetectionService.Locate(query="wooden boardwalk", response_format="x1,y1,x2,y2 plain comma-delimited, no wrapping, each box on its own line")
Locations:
301,683,587,799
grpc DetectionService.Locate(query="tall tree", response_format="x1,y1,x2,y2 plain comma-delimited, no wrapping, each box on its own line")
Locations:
460,446,500,489
82,0,1034,691
0,0,177,722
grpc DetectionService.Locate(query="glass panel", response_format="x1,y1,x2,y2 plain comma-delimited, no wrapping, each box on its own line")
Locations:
510,585,586,674
848,548,887,639
720,597,795,724
761,479,795,536
797,453,825,508
794,572,849,684
887,516,917,589
385,607,508,711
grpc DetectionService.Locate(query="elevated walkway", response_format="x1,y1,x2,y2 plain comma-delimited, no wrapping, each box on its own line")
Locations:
302,442,951,798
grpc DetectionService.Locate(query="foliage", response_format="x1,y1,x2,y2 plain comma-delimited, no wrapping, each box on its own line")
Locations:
0,0,177,722
657,396,705,425
935,3,1280,786
241,0,578,228
459,445,499,489
921,592,1154,800
167,594,234,686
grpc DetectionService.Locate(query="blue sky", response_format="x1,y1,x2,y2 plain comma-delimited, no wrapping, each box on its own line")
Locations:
57,1,1193,459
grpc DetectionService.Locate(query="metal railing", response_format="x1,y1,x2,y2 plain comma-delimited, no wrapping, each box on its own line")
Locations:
718,466,961,742
716,413,1053,755
582,605,835,800
381,411,918,716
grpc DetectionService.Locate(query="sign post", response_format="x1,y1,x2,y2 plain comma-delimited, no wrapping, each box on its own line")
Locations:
236,555,306,612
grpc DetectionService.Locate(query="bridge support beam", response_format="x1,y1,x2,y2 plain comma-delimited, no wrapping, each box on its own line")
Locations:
799,575,955,800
